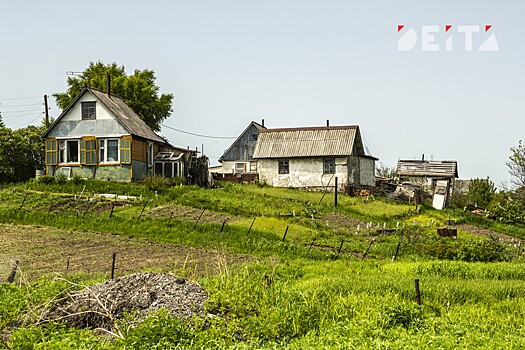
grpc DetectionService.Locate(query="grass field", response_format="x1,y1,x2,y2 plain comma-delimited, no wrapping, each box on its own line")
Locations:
1,180,525,349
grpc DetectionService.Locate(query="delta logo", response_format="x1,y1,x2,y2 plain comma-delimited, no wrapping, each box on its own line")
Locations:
397,24,499,52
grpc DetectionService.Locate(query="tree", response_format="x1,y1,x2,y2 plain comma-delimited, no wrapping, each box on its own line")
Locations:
506,140,525,189
467,178,496,208
53,61,173,132
376,162,396,179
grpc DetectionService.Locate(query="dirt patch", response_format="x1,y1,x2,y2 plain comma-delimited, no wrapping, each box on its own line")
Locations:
148,204,239,225
0,224,249,281
319,212,366,231
44,272,207,330
457,224,521,243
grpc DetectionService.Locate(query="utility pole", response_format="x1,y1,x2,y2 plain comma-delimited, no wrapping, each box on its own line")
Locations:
44,95,50,127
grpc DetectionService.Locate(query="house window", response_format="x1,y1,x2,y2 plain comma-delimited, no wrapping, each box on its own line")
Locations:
278,160,289,174
81,101,96,120
324,158,336,174
235,163,245,174
99,140,105,162
98,139,119,163
250,133,258,141
250,161,257,172
58,140,79,163
58,140,65,163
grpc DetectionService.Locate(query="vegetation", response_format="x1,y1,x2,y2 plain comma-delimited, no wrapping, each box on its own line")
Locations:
1,180,525,348
506,139,525,189
53,61,173,132
0,121,46,183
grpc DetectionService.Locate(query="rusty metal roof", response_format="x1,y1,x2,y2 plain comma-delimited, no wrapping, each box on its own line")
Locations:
253,125,372,158
43,87,166,144
396,160,458,178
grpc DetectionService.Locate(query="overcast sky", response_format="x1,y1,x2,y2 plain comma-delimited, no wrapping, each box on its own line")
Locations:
1,1,523,186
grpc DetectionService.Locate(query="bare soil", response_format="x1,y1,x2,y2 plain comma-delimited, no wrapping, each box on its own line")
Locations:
148,204,239,225
457,224,522,243
0,224,249,281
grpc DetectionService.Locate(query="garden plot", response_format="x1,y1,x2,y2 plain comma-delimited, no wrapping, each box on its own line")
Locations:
0,224,249,280
147,204,240,224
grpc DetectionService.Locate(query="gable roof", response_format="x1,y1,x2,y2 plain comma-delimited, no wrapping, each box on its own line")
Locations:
218,121,266,162
253,125,376,159
43,87,166,144
396,160,458,178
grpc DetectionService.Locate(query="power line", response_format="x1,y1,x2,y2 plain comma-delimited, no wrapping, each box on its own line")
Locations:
0,102,42,108
161,123,236,139
0,96,41,101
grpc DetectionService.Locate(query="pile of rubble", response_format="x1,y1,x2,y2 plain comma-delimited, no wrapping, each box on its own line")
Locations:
44,272,208,329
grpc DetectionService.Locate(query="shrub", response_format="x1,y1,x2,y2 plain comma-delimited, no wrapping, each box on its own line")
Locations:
37,175,55,184
55,173,68,185
141,175,169,192
468,178,496,208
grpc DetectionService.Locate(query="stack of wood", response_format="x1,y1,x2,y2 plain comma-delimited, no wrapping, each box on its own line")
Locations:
355,189,372,197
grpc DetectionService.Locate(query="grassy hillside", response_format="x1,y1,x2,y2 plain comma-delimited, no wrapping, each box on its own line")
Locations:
1,179,525,349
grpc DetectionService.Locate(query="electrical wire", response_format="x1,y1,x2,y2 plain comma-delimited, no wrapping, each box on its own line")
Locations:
0,96,41,101
161,123,237,139
0,102,42,108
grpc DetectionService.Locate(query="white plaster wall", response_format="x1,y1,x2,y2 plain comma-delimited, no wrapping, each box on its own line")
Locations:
48,91,129,138
62,91,115,121
359,158,376,187
258,158,348,188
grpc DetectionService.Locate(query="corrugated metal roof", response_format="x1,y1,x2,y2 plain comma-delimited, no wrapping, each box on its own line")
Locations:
43,87,166,144
253,125,363,158
396,160,458,178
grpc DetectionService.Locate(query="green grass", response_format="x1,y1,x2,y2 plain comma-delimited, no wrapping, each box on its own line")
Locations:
2,180,525,348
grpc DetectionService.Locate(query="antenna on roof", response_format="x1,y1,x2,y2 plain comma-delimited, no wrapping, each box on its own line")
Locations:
326,119,330,127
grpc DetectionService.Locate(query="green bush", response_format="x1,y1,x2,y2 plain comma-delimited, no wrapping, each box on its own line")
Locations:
37,175,55,184
468,178,496,208
141,175,170,192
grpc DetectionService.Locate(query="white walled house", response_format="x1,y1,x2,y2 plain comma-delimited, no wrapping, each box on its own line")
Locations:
252,125,377,190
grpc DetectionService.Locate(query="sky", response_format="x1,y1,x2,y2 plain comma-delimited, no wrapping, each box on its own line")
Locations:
1,0,524,186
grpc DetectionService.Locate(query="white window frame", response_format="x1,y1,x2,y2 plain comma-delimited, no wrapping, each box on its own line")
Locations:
58,139,80,164
98,138,120,164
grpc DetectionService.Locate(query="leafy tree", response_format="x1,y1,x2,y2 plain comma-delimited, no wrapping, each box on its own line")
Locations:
506,140,525,189
53,61,173,132
467,178,496,208
376,162,396,179
0,122,46,183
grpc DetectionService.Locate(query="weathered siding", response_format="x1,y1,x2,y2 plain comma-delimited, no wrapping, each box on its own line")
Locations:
221,124,260,162
258,157,348,188
132,139,147,162
132,160,148,180
359,158,376,187
47,91,129,138
53,164,132,181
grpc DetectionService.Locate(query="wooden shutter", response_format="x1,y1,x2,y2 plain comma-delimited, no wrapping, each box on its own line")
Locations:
45,139,58,165
80,136,97,165
120,136,132,164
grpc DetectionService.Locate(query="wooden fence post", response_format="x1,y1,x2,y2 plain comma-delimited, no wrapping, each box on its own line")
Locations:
138,202,147,221
282,226,289,242
338,238,344,254
362,240,374,260
334,177,338,207
193,209,205,230
109,202,115,218
414,279,421,305
247,218,256,234
111,252,117,280
18,193,28,211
